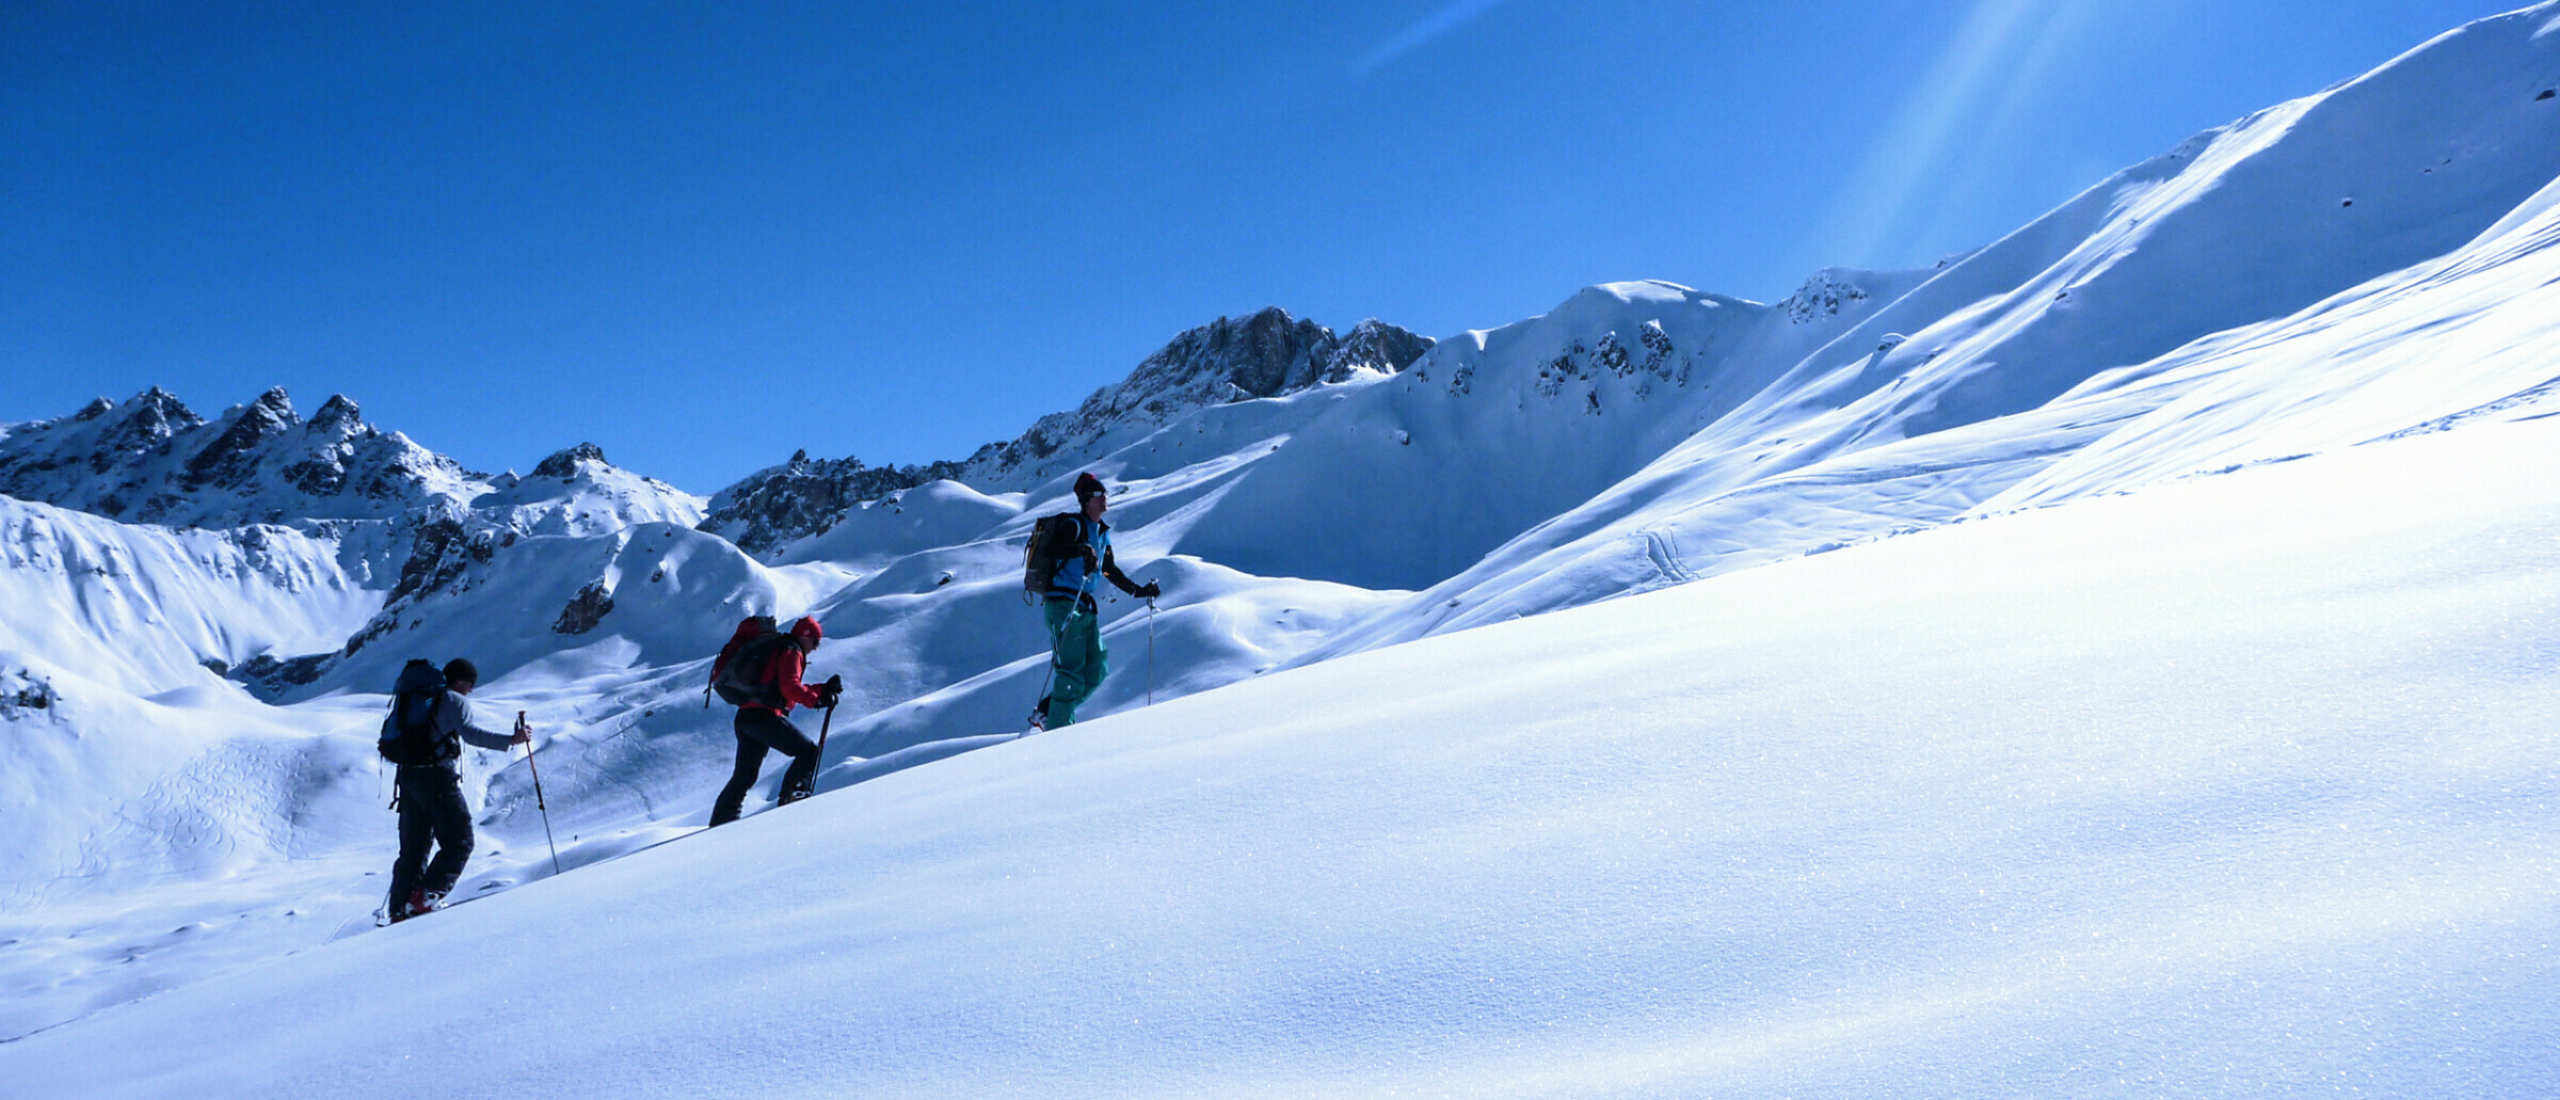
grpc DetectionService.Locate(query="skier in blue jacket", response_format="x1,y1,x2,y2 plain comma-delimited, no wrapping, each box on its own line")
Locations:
1032,473,1159,729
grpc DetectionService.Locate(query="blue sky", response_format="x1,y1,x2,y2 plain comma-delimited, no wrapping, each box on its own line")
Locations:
0,1,2520,492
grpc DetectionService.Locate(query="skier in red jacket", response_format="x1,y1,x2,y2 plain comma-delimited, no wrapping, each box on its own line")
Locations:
709,615,841,826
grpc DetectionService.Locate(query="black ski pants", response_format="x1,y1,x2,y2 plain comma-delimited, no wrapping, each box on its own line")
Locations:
389,764,474,907
711,708,821,826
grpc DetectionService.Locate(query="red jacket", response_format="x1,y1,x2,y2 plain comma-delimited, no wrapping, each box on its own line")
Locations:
749,644,827,714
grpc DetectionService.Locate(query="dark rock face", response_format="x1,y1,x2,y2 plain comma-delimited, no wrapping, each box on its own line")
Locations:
693,309,1430,557
339,512,520,659
386,515,504,607
229,653,334,701
184,388,298,492
552,581,615,635
3,671,56,715
698,308,1430,557
0,387,479,528
963,308,1432,482
1326,319,1437,383
699,449,966,557
1782,271,1872,325
532,443,609,479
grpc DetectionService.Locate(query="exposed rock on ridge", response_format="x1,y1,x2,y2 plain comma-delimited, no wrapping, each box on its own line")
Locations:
698,308,1431,558
0,387,485,527
962,308,1432,483
698,450,969,558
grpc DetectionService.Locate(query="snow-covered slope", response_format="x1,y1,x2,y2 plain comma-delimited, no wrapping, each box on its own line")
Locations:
1289,3,2560,654
7,409,2552,1100
0,497,390,1035
7,3,2560,1068
471,442,707,537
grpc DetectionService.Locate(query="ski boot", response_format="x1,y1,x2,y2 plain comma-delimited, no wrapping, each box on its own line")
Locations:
387,888,442,924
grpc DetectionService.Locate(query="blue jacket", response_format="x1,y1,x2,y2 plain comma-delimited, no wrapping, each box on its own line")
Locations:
1044,514,1141,606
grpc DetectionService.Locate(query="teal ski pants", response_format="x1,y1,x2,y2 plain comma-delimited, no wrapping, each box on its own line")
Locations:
1043,598,1108,726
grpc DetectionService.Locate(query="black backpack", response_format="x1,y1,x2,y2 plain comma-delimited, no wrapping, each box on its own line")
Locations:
712,626,792,709
1021,514,1081,602
377,659,448,766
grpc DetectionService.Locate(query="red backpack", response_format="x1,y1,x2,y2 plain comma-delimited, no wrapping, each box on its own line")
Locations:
707,615,787,708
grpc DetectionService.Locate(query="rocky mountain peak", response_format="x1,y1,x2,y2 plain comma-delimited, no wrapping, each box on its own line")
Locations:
0,387,483,527
1326,319,1437,382
531,442,610,479
308,394,362,435
961,309,1433,485
699,450,966,558
184,389,305,491
1781,269,1875,325
700,307,1431,557
249,386,297,420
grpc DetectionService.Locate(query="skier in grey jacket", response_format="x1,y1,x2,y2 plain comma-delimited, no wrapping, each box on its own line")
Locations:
386,658,527,922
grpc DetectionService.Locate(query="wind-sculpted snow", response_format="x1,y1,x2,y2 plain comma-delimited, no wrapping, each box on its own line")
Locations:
7,414,2554,1099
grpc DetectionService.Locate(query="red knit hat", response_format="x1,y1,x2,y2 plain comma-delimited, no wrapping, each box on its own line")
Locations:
789,616,823,644
1073,472,1106,502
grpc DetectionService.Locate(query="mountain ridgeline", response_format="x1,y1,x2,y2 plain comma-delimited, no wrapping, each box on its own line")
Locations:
697,308,1433,556
2,0,2557,741
8,5,2560,1080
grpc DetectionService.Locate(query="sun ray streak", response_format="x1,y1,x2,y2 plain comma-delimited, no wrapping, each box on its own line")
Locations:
1820,0,2102,269
1352,0,1520,76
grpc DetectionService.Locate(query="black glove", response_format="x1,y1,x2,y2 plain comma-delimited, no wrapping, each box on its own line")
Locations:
1081,546,1100,568
1136,581,1161,600
819,674,844,706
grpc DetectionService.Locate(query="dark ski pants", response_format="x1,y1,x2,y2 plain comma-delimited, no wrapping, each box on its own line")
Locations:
711,708,820,826
388,765,475,908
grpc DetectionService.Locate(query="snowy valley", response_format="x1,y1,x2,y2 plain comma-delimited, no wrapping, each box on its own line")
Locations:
4,6,2559,1096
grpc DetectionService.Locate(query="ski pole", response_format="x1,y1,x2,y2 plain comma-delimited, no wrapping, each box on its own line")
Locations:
799,697,836,803
1145,596,1156,706
518,711,562,876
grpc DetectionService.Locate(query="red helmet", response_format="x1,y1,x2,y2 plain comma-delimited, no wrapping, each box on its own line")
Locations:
789,616,823,644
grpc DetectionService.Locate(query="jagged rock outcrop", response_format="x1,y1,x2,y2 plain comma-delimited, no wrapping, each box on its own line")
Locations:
531,442,609,479
699,308,1432,557
1325,319,1437,383
961,308,1433,482
1781,270,1873,324
0,387,487,527
1,668,57,717
698,450,968,558
552,581,615,635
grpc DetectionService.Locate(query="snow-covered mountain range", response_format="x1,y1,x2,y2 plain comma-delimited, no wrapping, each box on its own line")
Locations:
5,6,2560,1094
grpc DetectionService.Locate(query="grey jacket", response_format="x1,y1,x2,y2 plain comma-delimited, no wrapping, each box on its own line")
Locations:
413,690,516,770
